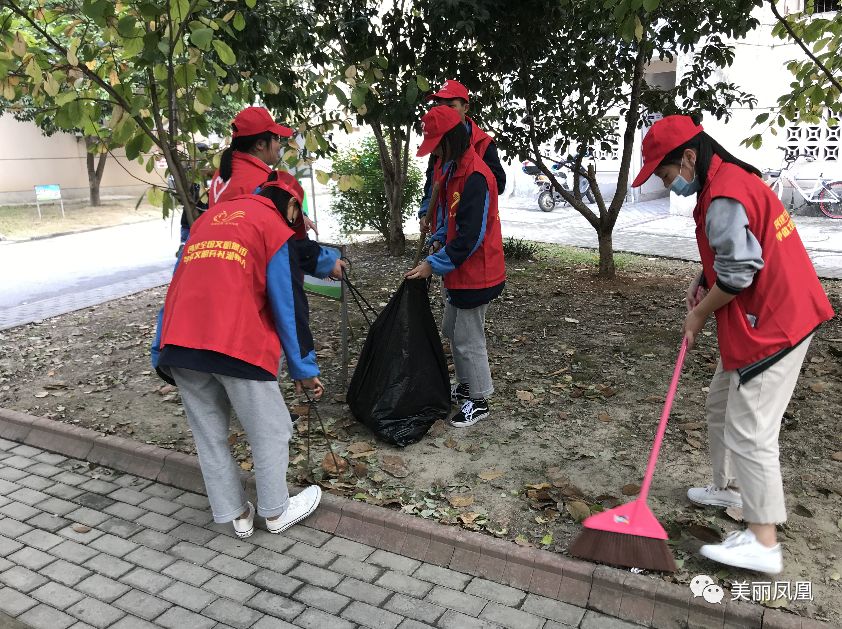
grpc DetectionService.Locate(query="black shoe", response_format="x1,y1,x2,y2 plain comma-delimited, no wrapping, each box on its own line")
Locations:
450,382,470,405
449,398,489,428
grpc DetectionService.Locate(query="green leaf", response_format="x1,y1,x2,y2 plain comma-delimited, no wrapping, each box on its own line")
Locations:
351,85,367,108
246,0,257,7
315,170,330,185
125,133,145,160
540,533,553,546
634,16,644,41
117,16,137,38
123,35,144,57
305,132,319,152
416,75,430,92
406,82,418,104
643,0,658,11
190,27,214,50
755,112,769,124
55,91,76,106
212,40,236,66
147,186,164,206
233,12,246,31
25,58,41,82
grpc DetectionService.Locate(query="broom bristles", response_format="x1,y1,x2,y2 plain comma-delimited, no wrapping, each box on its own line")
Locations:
569,528,677,573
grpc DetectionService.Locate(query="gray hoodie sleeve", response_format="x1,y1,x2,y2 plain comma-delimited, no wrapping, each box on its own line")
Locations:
705,197,765,294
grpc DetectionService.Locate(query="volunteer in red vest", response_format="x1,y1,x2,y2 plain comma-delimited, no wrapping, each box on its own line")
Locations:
406,106,506,428
418,80,506,234
633,115,834,574
152,172,329,538
209,106,318,236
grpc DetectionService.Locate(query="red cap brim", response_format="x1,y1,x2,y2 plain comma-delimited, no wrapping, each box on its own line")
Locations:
269,123,294,138
631,160,658,188
416,134,442,157
426,89,468,103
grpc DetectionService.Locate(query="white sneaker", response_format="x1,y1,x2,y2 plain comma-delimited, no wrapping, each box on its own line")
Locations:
266,486,322,534
232,501,255,539
700,529,783,574
687,484,743,509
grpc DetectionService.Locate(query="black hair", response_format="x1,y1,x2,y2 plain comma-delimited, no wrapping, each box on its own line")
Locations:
659,120,762,185
256,171,299,226
218,128,277,182
439,122,471,165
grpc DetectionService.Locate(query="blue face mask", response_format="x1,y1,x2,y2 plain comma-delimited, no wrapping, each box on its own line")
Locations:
670,162,700,197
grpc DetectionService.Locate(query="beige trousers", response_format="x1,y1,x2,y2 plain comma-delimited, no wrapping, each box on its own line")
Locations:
705,335,812,524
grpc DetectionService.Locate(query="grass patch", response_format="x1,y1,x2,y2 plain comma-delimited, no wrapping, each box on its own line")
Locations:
0,198,162,241
503,237,541,261
534,242,638,269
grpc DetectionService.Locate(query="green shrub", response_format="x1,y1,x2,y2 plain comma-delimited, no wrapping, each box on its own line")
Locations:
330,136,423,241
503,237,540,261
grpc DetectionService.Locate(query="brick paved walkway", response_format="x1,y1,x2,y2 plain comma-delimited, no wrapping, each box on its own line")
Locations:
0,438,640,629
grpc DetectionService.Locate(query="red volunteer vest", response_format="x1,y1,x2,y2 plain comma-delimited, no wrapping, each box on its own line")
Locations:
430,117,494,189
209,152,307,239
432,148,506,290
208,152,272,207
160,195,295,375
695,156,834,370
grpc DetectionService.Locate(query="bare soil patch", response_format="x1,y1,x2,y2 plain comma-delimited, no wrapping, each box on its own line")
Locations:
1,240,840,623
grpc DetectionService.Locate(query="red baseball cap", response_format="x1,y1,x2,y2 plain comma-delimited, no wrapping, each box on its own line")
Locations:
417,106,463,157
258,171,304,205
231,107,294,139
427,79,470,103
632,115,703,187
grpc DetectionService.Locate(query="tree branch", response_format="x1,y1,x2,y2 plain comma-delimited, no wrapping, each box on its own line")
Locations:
769,0,842,94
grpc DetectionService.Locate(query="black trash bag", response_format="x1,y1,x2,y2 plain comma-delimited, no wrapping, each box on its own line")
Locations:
347,278,450,446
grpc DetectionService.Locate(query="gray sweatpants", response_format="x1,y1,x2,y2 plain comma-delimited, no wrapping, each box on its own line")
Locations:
170,367,293,523
442,300,494,399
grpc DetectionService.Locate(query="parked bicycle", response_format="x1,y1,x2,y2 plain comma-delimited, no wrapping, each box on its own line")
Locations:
762,148,842,219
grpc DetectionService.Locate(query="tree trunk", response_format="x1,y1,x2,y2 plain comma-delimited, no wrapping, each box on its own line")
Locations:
371,123,407,256
597,225,615,279
85,137,107,207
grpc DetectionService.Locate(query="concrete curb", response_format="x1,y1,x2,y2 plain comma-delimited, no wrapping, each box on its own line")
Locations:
0,407,829,629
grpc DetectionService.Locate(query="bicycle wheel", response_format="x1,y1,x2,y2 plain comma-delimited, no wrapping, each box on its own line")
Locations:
819,181,842,219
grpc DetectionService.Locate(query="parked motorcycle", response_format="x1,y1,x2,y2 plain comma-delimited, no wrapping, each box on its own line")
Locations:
522,156,596,212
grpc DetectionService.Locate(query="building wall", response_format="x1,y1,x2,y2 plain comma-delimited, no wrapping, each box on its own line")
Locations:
0,114,161,205
675,5,842,211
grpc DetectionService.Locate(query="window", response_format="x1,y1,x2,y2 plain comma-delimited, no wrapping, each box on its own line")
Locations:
812,0,840,13
784,123,841,161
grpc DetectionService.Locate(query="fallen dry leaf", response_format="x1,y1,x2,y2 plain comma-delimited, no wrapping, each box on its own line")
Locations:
526,482,552,490
347,442,375,458
333,393,346,403
566,500,590,523
597,411,611,423
564,317,580,324
686,523,721,543
459,512,481,525
447,494,475,508
516,390,535,403
809,381,826,393
793,504,814,518
351,461,368,478
290,404,311,418
478,469,505,481
290,453,307,465
686,438,703,449
321,452,348,476
381,455,409,478
444,436,458,449
831,452,842,462
34,391,49,398
71,524,92,534
621,483,641,496
725,506,744,522
239,461,253,471
428,419,447,438
678,421,705,431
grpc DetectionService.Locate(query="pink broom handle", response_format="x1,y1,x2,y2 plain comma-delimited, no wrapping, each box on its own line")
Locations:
637,337,689,503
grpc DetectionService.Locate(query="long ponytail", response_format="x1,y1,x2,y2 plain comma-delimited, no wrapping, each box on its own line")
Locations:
218,129,277,182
